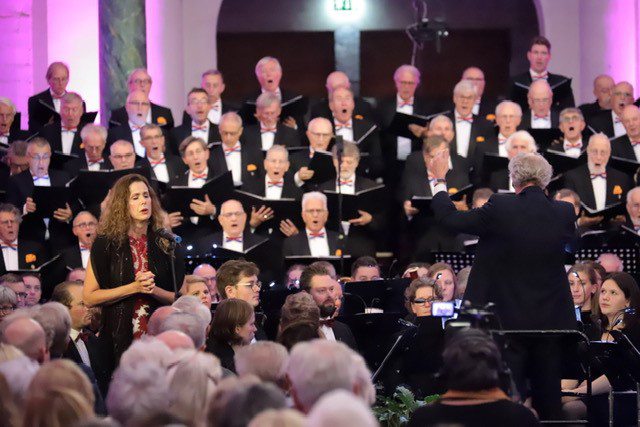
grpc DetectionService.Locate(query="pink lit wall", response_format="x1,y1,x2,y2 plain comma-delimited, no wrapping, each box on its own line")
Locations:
604,0,640,88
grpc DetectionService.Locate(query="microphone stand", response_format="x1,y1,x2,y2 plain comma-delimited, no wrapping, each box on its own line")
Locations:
167,239,179,301
335,135,345,276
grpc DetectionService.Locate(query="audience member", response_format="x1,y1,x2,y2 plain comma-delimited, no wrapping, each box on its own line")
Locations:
597,252,624,272
207,298,256,373
235,341,289,389
306,390,378,427
350,256,381,282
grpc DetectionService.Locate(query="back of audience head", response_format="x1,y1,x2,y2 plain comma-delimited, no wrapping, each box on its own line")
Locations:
156,330,195,350
472,187,493,209
247,408,305,427
235,341,289,387
147,305,181,336
350,256,381,282
0,372,20,427
159,310,208,350
0,315,49,363
31,301,72,357
119,336,172,369
0,351,39,406
210,298,256,347
277,292,321,350
306,390,378,427
597,252,624,272
173,294,212,326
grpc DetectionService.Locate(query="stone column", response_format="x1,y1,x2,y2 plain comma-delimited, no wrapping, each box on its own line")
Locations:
99,0,147,125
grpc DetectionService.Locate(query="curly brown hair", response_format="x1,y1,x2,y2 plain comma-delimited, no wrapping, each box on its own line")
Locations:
97,174,168,251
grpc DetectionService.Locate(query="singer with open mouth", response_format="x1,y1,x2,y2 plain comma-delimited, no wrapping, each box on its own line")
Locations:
83,174,184,367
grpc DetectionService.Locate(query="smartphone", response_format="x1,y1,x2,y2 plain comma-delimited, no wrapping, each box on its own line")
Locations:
432,301,455,317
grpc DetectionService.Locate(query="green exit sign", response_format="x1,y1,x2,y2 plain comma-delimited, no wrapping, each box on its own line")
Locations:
334,0,353,11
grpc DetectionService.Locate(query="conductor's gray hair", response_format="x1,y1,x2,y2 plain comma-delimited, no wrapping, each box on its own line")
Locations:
509,153,553,189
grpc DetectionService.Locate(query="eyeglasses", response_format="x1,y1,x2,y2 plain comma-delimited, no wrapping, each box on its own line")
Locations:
0,305,15,314
111,153,135,161
142,134,164,141
413,297,436,305
132,78,151,85
127,101,150,108
0,220,18,226
304,209,326,215
561,115,583,123
73,221,97,228
29,154,51,161
309,132,332,139
237,281,261,290
220,211,245,218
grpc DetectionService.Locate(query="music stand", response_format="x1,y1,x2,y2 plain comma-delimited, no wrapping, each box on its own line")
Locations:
576,247,640,274
432,252,475,273
607,331,640,426
342,278,411,316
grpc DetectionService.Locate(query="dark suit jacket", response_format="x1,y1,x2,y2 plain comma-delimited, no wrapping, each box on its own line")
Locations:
519,109,560,130
332,320,358,350
332,117,384,179
194,230,268,257
282,230,341,257
243,123,301,151
443,96,498,123
508,72,575,111
587,109,616,138
63,330,112,398
445,112,493,163
579,100,607,121
242,89,305,127
209,143,264,189
39,122,88,156
400,151,470,202
488,169,510,192
180,100,237,126
4,129,32,146
109,102,174,129
59,244,83,270
27,89,58,131
0,239,47,274
563,164,632,209
610,134,640,163
137,154,186,184
169,121,221,155
63,156,113,177
432,186,576,330
106,124,134,147
206,338,237,373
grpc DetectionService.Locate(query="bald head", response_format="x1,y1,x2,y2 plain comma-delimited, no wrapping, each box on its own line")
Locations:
528,79,553,116
621,105,640,140
593,75,615,109
156,330,195,350
2,318,48,364
612,81,635,116
147,306,180,336
326,71,351,94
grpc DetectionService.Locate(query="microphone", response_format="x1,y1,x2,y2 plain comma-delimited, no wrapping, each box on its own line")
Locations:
387,258,398,279
157,229,182,244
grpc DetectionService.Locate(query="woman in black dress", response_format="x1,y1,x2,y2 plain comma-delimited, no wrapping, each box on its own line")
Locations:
206,298,256,373
83,174,184,366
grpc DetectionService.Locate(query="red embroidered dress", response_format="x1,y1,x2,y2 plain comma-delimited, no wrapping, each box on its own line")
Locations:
129,234,151,339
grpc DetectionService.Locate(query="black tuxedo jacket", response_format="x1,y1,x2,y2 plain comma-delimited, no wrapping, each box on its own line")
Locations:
243,123,301,151
445,112,493,162
432,186,576,330
4,129,32,147
563,164,632,209
169,167,217,187
241,173,302,199
180,100,236,126
309,96,375,123
282,230,341,257
6,169,76,247
400,151,470,202
63,156,113,177
59,244,83,270
488,169,510,192
109,102,174,129
579,100,607,121
63,330,112,397
0,162,9,195
332,117,384,179
194,230,268,257
518,109,561,130
586,109,616,138
332,320,358,350
137,155,186,184
243,89,305,127
471,129,502,186
209,143,264,189
169,121,221,155
39,121,88,156
0,239,47,274
508,72,575,111
27,89,85,132
610,134,639,162
317,175,378,193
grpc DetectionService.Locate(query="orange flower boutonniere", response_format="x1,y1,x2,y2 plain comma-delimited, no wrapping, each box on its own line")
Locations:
335,249,343,257
25,253,37,264
486,113,496,121
613,185,623,196
157,116,167,126
448,187,458,194
79,143,84,150
354,115,363,120
476,136,485,143
247,164,257,172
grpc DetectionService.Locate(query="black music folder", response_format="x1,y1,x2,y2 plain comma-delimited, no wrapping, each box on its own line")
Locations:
234,190,301,228
31,185,74,217
324,185,386,223
447,184,474,202
307,150,336,185
609,156,640,177
526,128,563,151
50,151,79,171
164,172,234,217
388,111,449,139
74,167,152,207
580,201,625,222
544,149,587,176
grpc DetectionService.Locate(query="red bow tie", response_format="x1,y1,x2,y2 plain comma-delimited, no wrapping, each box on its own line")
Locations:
211,104,220,111
320,318,335,327
534,114,550,120
1,242,17,250
192,124,208,132
87,158,103,166
532,72,548,80
224,145,241,156
150,157,166,166
261,127,277,133
192,173,207,180
614,116,622,124
456,116,473,123
398,99,413,108
309,231,325,239
75,330,90,343
564,142,582,149
268,181,283,188
335,123,352,131
80,244,91,251
225,236,243,243
498,137,507,145
338,179,353,186
427,174,439,184
62,126,77,132
131,124,143,131
590,173,607,180
33,175,49,181
631,140,640,147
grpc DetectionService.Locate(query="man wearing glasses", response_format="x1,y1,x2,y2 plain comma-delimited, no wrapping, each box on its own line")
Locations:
548,108,587,158
0,204,46,274
63,124,112,176
107,90,154,157
139,124,185,184
0,274,28,308
289,117,334,191
521,79,559,130
589,81,635,139
6,137,75,250
169,88,220,155
59,211,97,271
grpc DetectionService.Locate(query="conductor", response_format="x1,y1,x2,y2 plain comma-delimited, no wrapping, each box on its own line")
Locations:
430,150,576,420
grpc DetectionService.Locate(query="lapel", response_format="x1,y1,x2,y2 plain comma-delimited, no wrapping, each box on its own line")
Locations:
71,124,84,154
17,240,37,269
328,231,338,254
0,249,6,273
352,119,376,144
580,166,597,208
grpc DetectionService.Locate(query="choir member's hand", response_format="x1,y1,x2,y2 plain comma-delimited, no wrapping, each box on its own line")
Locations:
577,213,603,227
452,195,468,212
100,190,112,214
349,210,372,226
279,219,299,237
611,214,627,224
249,205,274,228
408,124,427,138
24,197,36,214
298,167,315,181
190,194,216,216
134,271,155,294
429,149,450,180
53,203,73,222
167,211,184,228
403,200,419,216
282,116,297,129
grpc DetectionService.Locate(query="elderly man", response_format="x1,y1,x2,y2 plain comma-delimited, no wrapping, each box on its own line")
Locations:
610,105,640,162
40,92,91,157
107,90,156,157
431,150,576,420
3,140,29,177
108,140,136,170
445,80,493,161
0,316,49,363
547,108,587,158
0,97,31,147
590,81,635,138
289,117,334,190
6,137,74,249
109,68,174,129
461,66,497,119
0,204,46,274
28,62,82,131
520,79,560,129
194,199,267,256
210,112,263,188
139,124,185,184
63,124,112,176
508,36,575,111
283,192,342,257
330,86,383,179
625,187,640,234
488,130,537,192
193,263,219,302
244,93,300,151
564,133,632,211
309,71,375,123
170,88,221,155
59,211,97,272
579,75,615,121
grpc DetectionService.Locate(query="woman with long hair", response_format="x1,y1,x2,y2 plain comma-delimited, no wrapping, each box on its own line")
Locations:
83,174,184,365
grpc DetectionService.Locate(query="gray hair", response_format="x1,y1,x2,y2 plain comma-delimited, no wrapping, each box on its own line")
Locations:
255,56,282,75
80,123,107,142
509,153,553,189
0,355,40,406
172,295,212,326
505,130,537,152
106,361,170,427
266,144,289,160
306,390,378,427
453,80,477,96
127,68,151,84
220,111,243,128
61,92,83,105
119,336,173,369
301,192,327,213
495,100,522,117
159,312,207,350
31,302,71,356
0,97,16,115
627,186,640,203
559,107,584,122
256,92,281,110
235,342,289,384
287,339,358,412
428,114,453,130
394,64,421,83
0,287,17,307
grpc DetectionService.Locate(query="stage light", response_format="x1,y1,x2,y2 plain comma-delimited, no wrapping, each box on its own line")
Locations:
325,0,365,22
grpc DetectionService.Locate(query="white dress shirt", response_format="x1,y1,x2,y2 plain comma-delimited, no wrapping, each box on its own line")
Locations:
336,175,356,195
128,122,146,157
208,99,222,125
529,68,549,81
307,227,330,257
334,119,354,142
260,122,277,151
69,329,91,368
265,175,284,199
531,113,551,129
79,242,90,268
149,156,169,183
222,232,243,252
188,168,209,225
454,112,472,158
223,143,242,186
0,133,8,147
472,99,481,116
1,239,19,271
396,95,414,161
613,111,626,138
589,167,607,210
191,120,210,141
632,140,640,162
320,321,336,341
50,89,64,113
563,139,583,158
61,126,76,154
86,155,103,171
497,133,508,157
